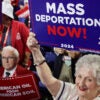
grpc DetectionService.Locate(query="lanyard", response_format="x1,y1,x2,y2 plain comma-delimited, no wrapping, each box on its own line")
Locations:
3,26,10,47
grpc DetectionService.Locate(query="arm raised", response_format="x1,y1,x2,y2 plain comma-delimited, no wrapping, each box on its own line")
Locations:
26,32,61,96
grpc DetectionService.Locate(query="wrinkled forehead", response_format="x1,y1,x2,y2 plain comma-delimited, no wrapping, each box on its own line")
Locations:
76,66,95,77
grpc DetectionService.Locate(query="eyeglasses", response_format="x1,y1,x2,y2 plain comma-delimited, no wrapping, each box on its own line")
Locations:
1,56,16,60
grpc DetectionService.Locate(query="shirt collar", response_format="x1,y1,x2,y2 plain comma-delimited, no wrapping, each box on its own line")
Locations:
3,66,17,77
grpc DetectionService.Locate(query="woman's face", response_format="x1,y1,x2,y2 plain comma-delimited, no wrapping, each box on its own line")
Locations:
75,67,99,98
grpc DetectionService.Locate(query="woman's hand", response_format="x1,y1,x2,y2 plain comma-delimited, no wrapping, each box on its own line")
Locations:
26,32,44,64
26,32,40,52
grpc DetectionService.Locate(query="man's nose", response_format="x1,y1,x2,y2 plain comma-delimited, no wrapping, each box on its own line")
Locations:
5,58,9,63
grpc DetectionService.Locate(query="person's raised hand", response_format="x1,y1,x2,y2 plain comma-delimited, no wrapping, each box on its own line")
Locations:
26,32,40,52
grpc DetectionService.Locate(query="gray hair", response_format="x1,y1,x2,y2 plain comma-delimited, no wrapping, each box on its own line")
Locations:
75,54,100,85
1,46,19,58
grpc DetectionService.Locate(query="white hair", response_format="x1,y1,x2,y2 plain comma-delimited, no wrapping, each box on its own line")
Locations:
1,46,19,58
75,54,100,85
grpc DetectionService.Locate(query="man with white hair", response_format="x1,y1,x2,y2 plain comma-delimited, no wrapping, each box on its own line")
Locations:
0,0,31,68
0,46,35,78
0,46,41,99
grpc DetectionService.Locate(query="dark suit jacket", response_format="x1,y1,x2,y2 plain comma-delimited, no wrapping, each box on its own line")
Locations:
53,54,64,78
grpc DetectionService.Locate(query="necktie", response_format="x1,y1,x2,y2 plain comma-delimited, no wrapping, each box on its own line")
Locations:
6,72,10,77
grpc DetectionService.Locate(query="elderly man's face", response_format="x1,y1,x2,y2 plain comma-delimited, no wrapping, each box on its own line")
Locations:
2,50,18,70
75,67,99,98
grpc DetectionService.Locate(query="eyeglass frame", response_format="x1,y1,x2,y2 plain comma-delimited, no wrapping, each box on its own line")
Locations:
1,56,16,60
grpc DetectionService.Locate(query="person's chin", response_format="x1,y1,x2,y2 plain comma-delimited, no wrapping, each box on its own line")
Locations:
5,67,11,71
78,88,88,96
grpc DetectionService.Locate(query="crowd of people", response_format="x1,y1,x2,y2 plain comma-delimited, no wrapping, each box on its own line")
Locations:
0,0,31,68
0,0,100,100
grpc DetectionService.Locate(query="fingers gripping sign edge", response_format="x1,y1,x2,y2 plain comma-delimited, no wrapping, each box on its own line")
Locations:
27,32,40,49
